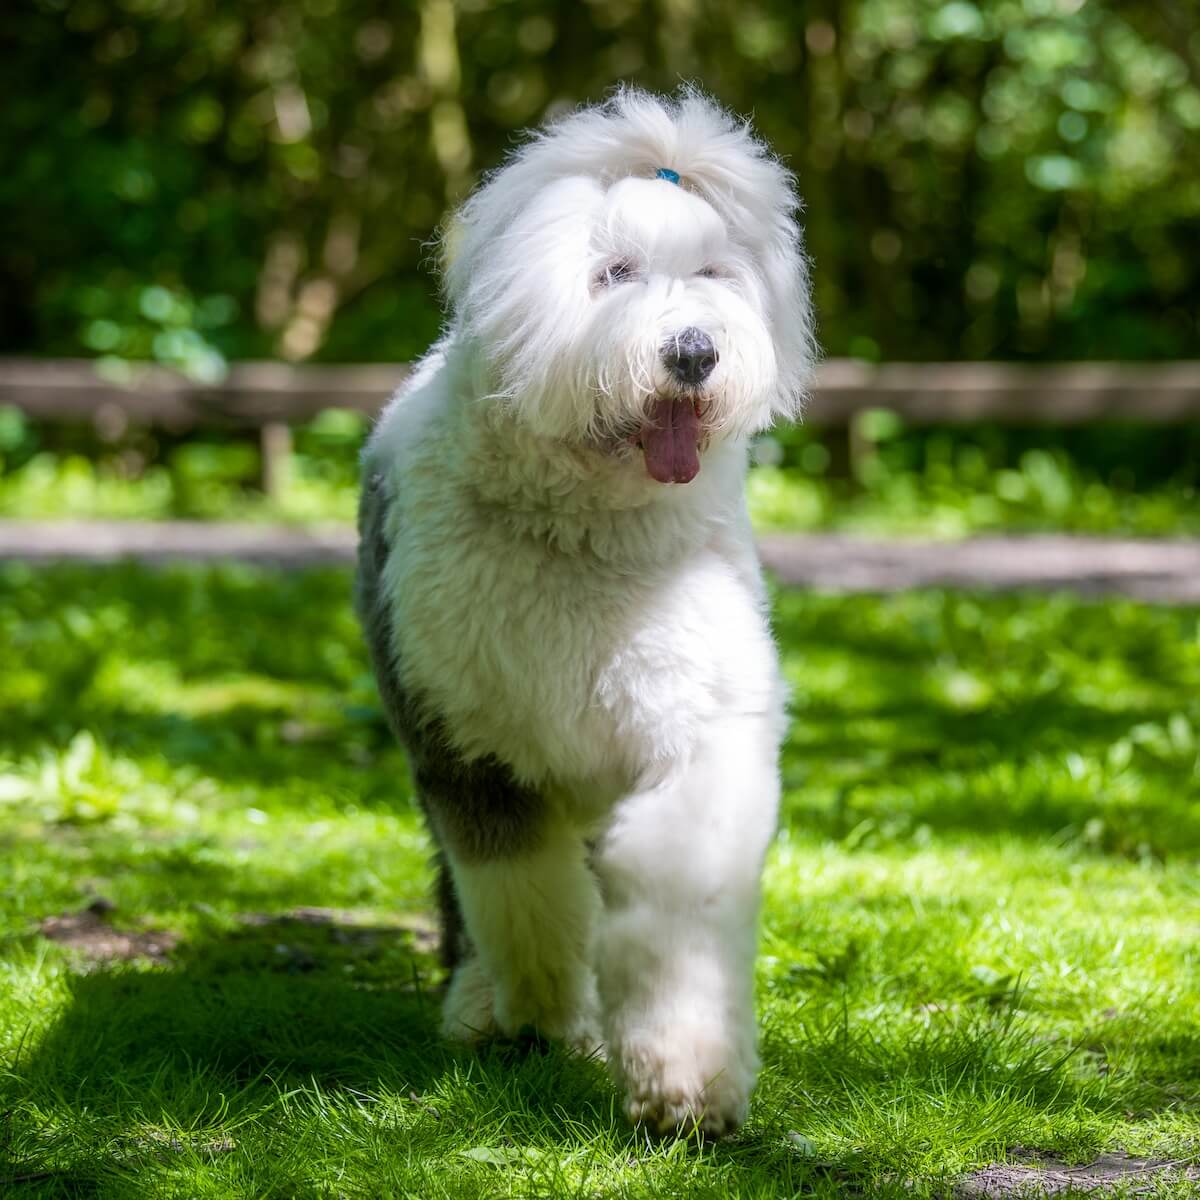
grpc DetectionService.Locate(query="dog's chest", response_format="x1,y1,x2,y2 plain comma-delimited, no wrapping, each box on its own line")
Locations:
387,508,770,789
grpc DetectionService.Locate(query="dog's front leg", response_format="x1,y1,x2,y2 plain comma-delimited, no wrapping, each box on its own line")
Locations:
440,818,603,1053
592,715,780,1137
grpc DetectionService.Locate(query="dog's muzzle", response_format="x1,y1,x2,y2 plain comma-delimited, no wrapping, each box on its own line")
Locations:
632,328,718,484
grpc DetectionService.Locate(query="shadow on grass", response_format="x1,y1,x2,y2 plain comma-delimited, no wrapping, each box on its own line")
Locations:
0,699,413,812
4,914,1194,1195
6,682,1198,859
771,597,1200,857
15,909,446,1092
2,910,614,1195
779,708,1200,859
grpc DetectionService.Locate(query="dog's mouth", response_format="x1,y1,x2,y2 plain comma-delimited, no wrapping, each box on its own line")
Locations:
635,395,704,485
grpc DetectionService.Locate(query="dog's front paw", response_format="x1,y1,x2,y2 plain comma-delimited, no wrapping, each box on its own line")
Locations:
615,1023,757,1138
557,1006,606,1062
444,957,604,1058
496,990,606,1062
442,956,498,1042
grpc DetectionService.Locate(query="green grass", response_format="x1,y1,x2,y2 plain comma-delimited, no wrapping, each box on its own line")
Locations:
4,412,1200,537
1,564,1198,1197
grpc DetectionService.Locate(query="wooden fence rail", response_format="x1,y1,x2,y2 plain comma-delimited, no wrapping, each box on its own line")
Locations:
3,357,1198,493
4,358,1200,428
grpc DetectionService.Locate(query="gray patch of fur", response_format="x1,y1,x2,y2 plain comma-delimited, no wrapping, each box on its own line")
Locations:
355,472,547,966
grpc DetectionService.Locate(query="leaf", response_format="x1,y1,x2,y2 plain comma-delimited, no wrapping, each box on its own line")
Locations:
787,1131,819,1156
459,1145,549,1168
459,1146,522,1166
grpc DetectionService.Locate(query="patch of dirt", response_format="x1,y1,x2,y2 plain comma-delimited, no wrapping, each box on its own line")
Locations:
37,902,439,972
225,907,440,985
39,901,177,965
955,1151,1200,1197
237,906,440,953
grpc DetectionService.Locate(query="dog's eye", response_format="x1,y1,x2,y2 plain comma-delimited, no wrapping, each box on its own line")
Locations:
698,265,726,280
595,258,639,288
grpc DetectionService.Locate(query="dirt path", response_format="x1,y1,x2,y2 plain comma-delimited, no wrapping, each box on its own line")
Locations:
2,520,1199,602
755,532,1200,602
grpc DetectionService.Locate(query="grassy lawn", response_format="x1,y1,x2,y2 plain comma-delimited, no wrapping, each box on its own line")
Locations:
1,563,1198,1197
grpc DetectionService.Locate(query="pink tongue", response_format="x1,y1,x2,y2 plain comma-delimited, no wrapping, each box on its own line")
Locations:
640,395,701,484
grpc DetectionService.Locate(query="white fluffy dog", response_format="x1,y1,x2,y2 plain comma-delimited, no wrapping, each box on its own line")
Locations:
356,87,814,1136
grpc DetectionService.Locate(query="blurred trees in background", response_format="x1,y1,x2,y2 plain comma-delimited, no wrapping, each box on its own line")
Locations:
4,0,1199,373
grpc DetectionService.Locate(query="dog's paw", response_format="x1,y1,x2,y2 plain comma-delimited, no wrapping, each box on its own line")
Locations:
616,1024,757,1138
559,1011,606,1062
492,960,602,1046
442,957,498,1042
443,958,604,1058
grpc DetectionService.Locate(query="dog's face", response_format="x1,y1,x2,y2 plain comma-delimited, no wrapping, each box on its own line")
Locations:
445,90,815,485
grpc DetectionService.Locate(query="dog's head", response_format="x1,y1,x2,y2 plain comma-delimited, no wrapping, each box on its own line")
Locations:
443,87,815,484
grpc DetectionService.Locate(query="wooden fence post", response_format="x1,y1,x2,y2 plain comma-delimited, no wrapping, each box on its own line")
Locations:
260,421,293,500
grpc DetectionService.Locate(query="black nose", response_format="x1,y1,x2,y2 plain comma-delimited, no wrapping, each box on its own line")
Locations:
663,327,718,386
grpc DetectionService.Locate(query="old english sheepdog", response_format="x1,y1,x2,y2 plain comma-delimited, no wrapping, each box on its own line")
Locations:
355,87,815,1136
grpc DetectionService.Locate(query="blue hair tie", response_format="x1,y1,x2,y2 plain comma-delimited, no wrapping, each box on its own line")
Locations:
655,167,681,185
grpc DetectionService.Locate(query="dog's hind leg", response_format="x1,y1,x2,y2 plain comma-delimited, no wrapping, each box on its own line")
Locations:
591,713,780,1137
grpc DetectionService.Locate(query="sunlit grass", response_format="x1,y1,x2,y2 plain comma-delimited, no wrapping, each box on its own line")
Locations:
1,565,1197,1196
3,414,1199,536
745,459,1200,537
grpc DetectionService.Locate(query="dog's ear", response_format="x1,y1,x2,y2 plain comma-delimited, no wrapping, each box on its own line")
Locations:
440,141,583,342
665,88,817,423
440,185,506,318
754,188,817,425
440,115,579,320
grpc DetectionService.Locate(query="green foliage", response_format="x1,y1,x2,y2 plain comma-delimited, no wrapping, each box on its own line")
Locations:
1,565,1198,1195
750,419,1200,535
3,0,1198,365
0,408,366,522
4,414,1199,537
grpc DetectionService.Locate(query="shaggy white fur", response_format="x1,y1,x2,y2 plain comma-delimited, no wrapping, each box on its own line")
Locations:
361,86,815,1136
